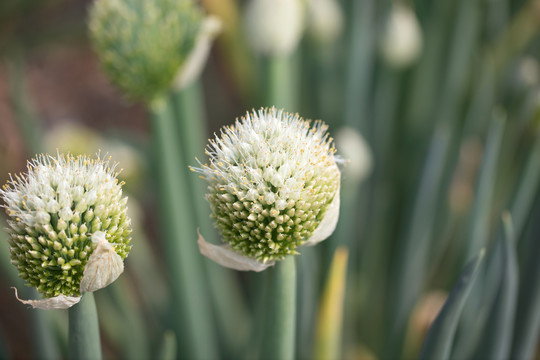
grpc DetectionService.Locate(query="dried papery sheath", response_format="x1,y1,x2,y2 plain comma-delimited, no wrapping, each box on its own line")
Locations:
197,231,274,272
80,231,124,293
13,287,82,310
1,153,132,308
191,108,341,270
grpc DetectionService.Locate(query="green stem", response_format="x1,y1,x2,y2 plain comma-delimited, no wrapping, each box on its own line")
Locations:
5,54,42,156
150,98,217,360
32,292,61,360
171,83,249,357
262,256,296,360
68,293,102,360
344,0,374,132
261,55,293,109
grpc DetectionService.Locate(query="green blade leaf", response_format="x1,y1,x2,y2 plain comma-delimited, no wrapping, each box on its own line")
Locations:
418,249,485,360
157,331,177,360
511,199,540,359
315,247,349,360
475,213,519,359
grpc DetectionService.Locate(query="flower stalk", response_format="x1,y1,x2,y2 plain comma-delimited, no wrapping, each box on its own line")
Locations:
150,98,217,360
262,256,296,360
261,56,293,109
172,82,249,357
68,293,102,360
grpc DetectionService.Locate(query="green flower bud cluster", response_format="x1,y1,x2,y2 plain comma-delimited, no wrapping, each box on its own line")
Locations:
89,0,203,102
1,154,132,298
192,108,340,262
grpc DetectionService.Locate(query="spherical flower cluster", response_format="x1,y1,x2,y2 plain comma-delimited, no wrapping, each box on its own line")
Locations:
1,154,132,308
244,0,304,56
89,0,209,102
192,108,341,271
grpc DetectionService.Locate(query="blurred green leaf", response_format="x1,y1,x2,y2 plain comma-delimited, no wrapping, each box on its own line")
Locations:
475,213,518,359
511,197,540,359
466,111,506,259
315,247,348,360
510,129,540,241
418,248,485,360
157,331,177,360
150,97,218,360
173,82,250,358
5,55,41,156
344,0,374,132
386,121,452,358
450,111,506,359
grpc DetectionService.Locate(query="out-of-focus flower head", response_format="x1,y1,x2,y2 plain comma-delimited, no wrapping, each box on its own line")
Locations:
306,0,344,46
89,0,220,103
334,127,372,184
517,57,540,88
380,4,423,69
244,0,304,56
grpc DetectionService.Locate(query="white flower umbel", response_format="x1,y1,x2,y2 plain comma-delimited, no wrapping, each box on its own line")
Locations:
1,154,132,309
244,0,304,56
380,4,423,69
192,108,341,271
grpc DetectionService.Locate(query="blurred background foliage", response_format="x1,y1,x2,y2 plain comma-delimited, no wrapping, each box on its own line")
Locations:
1,0,540,359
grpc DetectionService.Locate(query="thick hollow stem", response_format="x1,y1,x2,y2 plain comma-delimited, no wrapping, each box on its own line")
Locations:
68,293,102,360
150,98,217,360
172,83,249,357
261,55,293,109
262,256,297,360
